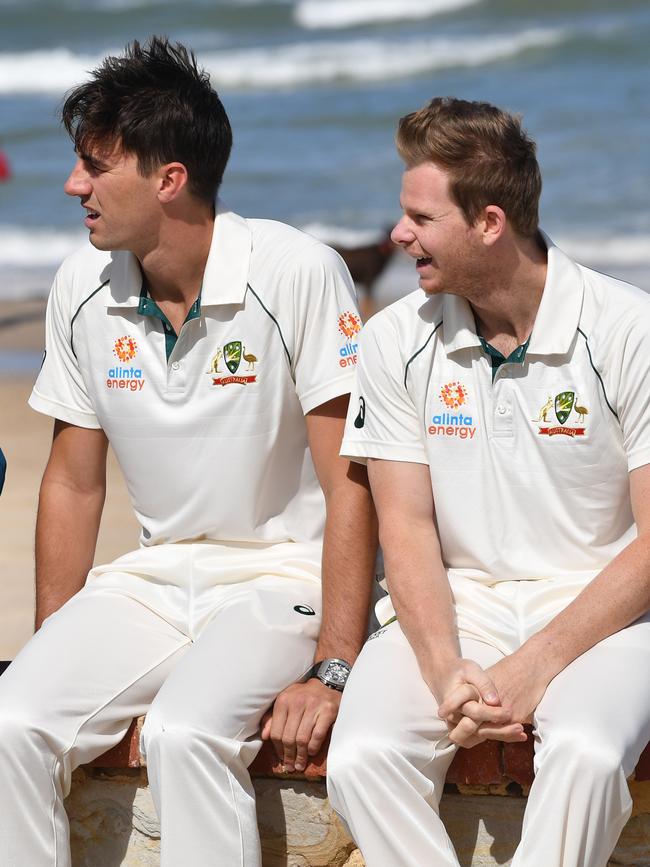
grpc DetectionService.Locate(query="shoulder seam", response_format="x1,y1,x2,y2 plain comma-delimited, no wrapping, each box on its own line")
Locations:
404,320,443,389
247,284,292,367
70,279,110,359
577,327,618,420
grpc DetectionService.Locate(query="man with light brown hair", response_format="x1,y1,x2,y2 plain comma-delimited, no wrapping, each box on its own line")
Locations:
327,97,650,866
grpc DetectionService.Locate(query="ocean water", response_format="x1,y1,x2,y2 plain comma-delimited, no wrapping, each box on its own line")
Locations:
0,0,649,300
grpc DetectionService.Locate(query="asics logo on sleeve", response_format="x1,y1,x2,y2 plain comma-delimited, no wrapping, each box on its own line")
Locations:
294,604,316,616
354,396,366,428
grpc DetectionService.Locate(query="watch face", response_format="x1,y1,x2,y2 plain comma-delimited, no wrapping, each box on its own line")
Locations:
324,661,349,685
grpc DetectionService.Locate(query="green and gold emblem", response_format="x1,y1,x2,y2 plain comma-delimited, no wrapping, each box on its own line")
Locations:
554,391,575,425
223,341,242,374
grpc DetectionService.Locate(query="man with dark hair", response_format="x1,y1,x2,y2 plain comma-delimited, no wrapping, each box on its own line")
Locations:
327,97,650,866
0,37,376,866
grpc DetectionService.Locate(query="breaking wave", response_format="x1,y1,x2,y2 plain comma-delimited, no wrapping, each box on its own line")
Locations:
295,0,482,30
0,27,566,94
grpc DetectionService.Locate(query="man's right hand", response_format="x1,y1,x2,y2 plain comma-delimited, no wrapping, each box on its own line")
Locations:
434,659,527,749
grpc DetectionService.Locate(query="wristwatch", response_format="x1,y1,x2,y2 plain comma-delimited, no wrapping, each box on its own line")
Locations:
303,658,351,691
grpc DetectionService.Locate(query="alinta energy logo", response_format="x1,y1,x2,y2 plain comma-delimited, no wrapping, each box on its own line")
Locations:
338,311,362,369
428,381,476,440
107,336,145,392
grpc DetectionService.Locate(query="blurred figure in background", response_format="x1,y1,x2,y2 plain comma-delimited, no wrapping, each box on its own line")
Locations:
332,227,397,320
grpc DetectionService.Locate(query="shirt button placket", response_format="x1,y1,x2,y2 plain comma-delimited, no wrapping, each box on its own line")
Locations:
493,375,514,438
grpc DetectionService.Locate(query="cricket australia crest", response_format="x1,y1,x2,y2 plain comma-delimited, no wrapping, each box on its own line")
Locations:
207,339,258,387
534,389,588,437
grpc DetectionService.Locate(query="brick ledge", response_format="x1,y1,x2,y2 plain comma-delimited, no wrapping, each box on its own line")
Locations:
91,719,650,788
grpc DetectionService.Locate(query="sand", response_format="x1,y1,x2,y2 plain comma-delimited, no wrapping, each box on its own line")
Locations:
0,299,139,659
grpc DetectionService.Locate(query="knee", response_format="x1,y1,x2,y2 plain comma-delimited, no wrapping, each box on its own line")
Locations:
140,715,239,766
0,707,53,763
140,714,191,759
327,728,403,794
540,727,626,786
0,711,29,748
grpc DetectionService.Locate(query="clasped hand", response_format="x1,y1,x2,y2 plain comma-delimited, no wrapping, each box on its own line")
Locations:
435,654,547,749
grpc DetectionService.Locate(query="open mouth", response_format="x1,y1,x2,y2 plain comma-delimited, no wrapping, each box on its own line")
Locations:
416,257,432,268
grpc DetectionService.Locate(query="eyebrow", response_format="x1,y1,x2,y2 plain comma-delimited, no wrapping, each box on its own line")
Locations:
77,150,110,170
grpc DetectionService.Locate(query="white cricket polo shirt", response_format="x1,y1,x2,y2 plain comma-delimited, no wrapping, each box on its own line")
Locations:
30,202,361,548
342,235,650,584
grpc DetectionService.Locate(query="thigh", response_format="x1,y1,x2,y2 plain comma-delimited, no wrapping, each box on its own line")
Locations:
534,612,650,774
0,584,189,766
143,577,322,741
332,621,504,768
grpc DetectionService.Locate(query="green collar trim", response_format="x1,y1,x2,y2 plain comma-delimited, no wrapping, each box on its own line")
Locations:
138,284,202,361
478,335,530,382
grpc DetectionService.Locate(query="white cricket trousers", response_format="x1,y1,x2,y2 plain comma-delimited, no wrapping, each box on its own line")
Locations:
0,542,323,867
328,574,650,867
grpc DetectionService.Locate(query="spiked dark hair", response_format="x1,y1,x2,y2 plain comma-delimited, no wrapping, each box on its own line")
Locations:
62,36,232,204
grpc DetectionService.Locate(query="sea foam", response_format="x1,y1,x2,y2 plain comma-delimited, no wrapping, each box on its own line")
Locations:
0,28,565,94
295,0,482,29
0,227,86,266
3,225,648,270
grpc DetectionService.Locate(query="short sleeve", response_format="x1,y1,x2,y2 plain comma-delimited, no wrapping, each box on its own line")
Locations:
340,315,428,465
290,244,361,414
28,267,101,428
613,317,650,472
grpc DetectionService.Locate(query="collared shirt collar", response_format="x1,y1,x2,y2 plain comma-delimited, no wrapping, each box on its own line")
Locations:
526,231,583,356
440,230,583,358
441,293,482,354
105,199,252,309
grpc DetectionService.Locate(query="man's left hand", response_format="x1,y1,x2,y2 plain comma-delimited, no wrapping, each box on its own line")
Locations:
260,679,341,772
442,648,551,748
485,650,549,725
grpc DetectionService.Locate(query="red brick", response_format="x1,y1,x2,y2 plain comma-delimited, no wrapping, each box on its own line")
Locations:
502,728,535,787
250,737,329,781
89,717,649,790
446,741,503,786
91,719,141,769
635,743,650,782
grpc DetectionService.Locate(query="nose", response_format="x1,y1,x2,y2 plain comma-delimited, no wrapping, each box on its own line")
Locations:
64,159,91,197
390,215,414,247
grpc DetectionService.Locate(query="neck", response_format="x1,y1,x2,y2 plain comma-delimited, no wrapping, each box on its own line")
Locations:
139,204,215,306
470,233,547,350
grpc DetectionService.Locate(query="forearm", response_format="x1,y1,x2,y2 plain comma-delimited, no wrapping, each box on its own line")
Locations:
35,476,105,629
519,534,650,683
315,463,377,663
383,518,461,697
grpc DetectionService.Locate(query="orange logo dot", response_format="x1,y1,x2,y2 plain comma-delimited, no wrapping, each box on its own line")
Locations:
338,311,362,340
440,381,468,409
113,336,138,363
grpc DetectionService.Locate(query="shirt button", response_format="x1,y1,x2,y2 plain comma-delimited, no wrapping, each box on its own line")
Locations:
171,361,180,371
497,404,507,415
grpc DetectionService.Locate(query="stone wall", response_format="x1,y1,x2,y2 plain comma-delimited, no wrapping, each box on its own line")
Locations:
67,766,650,866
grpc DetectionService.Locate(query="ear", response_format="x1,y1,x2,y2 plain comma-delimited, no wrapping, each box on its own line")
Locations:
157,162,189,204
478,205,507,247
